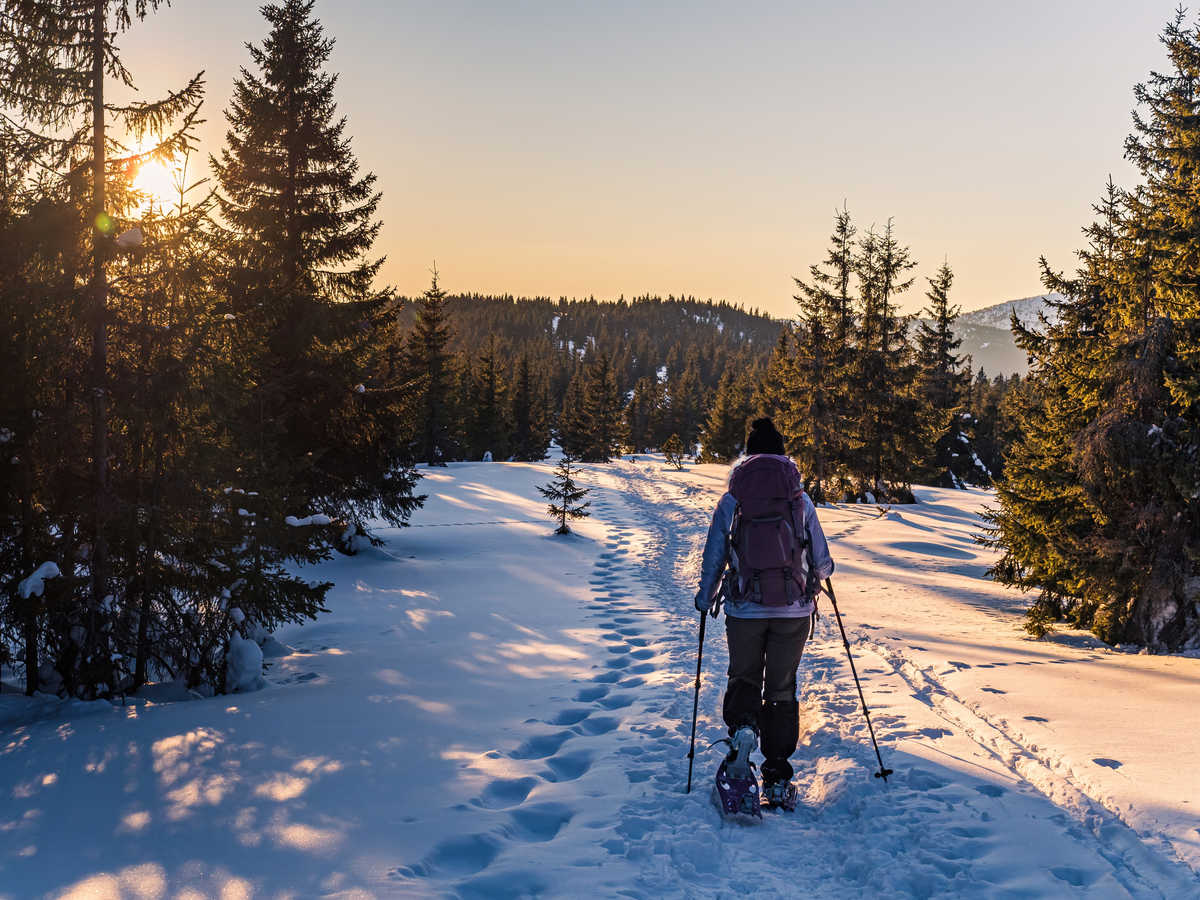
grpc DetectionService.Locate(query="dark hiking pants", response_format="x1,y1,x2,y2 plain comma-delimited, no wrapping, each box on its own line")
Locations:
723,614,811,785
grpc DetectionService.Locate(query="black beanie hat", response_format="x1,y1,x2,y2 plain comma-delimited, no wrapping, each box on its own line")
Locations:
746,417,786,456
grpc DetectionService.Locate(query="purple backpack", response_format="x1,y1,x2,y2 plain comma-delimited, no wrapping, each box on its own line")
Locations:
726,455,815,607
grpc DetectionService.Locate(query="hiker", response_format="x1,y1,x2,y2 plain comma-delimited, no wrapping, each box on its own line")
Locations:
694,417,834,805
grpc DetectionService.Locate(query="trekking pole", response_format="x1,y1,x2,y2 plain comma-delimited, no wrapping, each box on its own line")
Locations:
685,608,707,793
824,578,894,782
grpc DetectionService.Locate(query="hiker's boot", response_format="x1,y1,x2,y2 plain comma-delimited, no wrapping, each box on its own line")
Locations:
724,725,757,781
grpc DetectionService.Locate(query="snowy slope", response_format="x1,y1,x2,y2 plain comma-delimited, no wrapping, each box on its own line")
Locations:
2,461,1198,898
958,293,1064,331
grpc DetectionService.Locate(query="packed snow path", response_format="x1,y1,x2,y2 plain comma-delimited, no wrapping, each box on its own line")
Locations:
1,459,1198,898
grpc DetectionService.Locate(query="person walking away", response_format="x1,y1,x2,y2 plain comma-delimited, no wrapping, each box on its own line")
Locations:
694,418,834,806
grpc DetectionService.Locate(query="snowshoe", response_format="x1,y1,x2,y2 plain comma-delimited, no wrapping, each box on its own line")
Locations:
712,726,762,818
714,757,762,818
761,779,798,811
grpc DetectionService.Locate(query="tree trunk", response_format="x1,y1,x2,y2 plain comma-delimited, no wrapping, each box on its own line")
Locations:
88,0,110,660
20,409,37,695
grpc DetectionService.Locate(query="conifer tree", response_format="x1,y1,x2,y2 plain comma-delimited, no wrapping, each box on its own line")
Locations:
663,362,707,453
662,433,686,470
625,376,664,453
988,11,1200,649
699,370,752,463
465,335,509,460
405,271,455,464
557,369,590,459
792,206,859,489
510,354,549,461
211,0,421,644
852,221,920,499
914,262,984,486
539,456,591,534
754,328,793,422
579,353,628,462
0,0,204,695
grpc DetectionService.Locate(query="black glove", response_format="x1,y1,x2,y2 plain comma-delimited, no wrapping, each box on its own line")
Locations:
694,589,710,613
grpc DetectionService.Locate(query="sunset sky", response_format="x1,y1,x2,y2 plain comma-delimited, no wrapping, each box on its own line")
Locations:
120,0,1180,317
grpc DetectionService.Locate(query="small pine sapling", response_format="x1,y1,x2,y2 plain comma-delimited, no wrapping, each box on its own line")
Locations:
662,433,686,470
539,455,591,534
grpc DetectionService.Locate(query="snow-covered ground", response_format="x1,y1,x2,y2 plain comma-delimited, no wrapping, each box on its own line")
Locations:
2,459,1198,898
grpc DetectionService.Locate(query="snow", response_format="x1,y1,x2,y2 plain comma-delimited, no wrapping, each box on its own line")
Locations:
959,293,1065,331
17,561,60,599
1,462,1198,897
225,634,265,693
656,365,668,382
551,315,560,334
284,514,332,527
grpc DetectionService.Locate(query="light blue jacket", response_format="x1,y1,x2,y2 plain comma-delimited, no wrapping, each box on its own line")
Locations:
695,462,834,619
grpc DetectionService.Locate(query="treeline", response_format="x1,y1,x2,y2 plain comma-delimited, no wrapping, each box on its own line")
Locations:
397,286,1020,480
393,292,781,463
0,1,423,697
986,11,1200,652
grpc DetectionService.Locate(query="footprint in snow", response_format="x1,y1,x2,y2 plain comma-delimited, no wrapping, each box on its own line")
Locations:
546,708,592,726
981,687,1006,694
507,802,574,842
542,749,593,782
508,730,573,760
474,776,541,810
1092,757,1123,769
974,784,1006,797
576,716,620,736
1023,715,1050,723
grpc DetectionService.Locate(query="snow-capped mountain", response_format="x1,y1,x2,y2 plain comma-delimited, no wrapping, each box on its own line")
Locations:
958,293,1064,331
928,292,1066,377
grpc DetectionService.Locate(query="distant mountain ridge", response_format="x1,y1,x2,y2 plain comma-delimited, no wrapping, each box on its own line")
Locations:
958,293,1065,331
917,292,1066,378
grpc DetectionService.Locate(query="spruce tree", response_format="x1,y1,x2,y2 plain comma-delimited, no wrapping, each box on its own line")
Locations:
987,13,1200,649
579,353,627,462
625,376,664,453
405,271,455,464
539,456,591,534
211,0,422,645
754,328,794,422
662,433,686,470
465,335,509,460
510,354,549,461
699,370,751,463
914,262,984,486
663,362,707,453
557,369,590,459
792,206,859,491
0,0,204,695
852,221,920,500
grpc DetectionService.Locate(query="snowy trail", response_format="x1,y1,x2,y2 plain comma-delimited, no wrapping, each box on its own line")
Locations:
571,460,1200,898
2,459,1198,898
